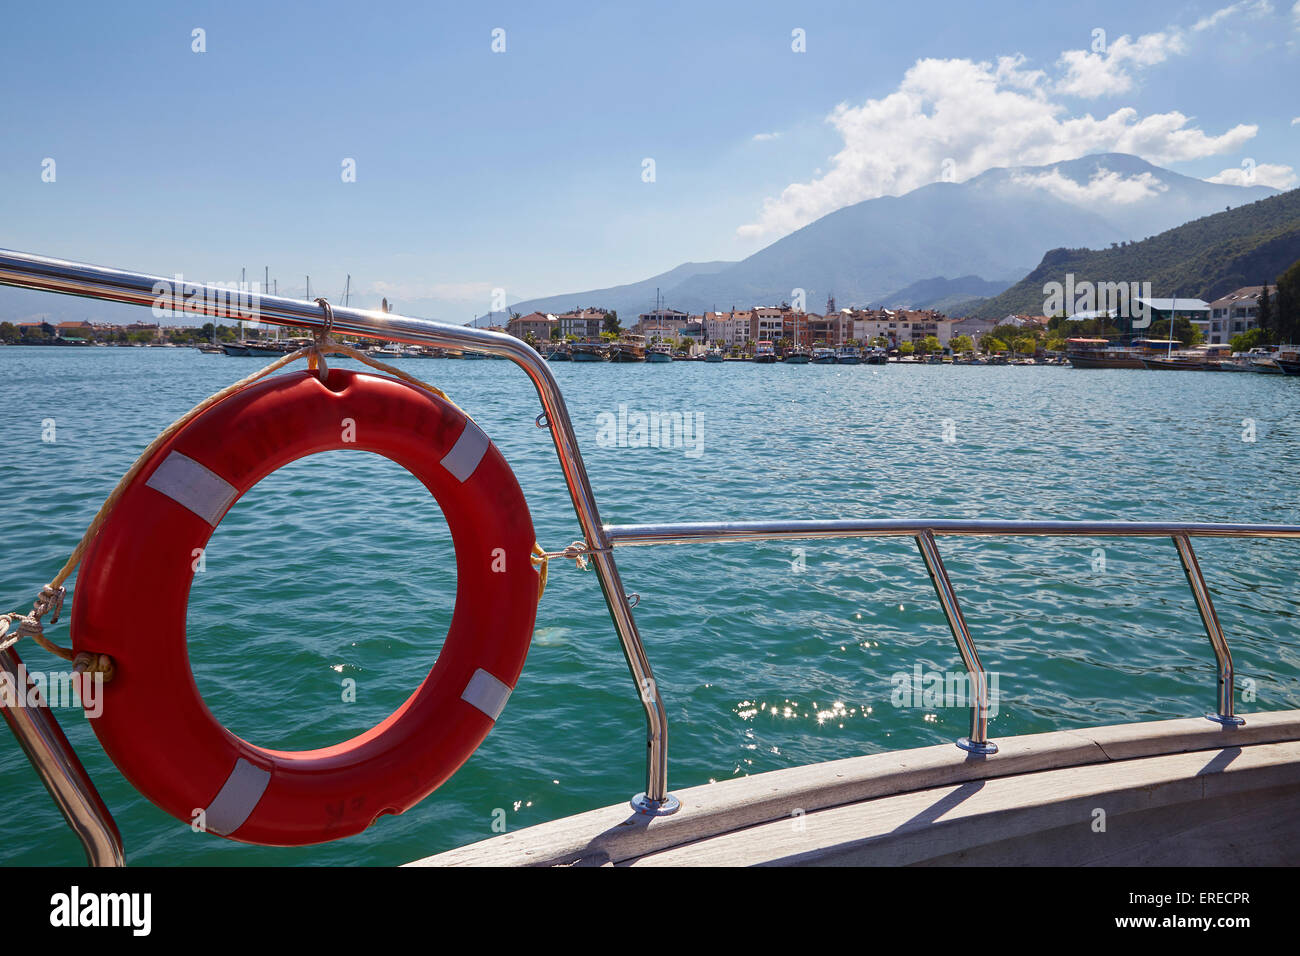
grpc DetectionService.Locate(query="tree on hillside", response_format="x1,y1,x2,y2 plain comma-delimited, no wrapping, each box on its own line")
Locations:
1275,260,1300,344
1257,284,1272,337
950,334,974,353
603,311,621,335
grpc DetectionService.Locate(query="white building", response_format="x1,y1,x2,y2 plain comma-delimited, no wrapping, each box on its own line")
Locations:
1202,287,1265,345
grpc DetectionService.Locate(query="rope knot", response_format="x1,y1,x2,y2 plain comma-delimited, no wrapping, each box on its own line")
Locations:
16,616,44,641
72,651,115,681
32,585,65,624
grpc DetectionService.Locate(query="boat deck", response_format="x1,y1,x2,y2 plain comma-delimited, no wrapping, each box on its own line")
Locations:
408,709,1300,866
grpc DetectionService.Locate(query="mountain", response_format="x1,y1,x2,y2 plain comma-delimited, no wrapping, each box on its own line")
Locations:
879,275,1014,311
504,153,1277,319
961,187,1300,320
492,260,734,324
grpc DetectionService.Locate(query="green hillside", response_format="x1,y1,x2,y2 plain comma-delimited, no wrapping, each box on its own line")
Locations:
961,188,1300,319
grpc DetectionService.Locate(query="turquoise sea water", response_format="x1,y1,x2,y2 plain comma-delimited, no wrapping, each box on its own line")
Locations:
2,345,1299,866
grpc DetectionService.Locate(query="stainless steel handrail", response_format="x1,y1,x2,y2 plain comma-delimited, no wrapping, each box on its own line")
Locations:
2,248,1296,862
606,518,1299,749
603,518,1300,544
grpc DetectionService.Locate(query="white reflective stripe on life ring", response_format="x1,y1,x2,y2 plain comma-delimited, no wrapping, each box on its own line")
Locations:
460,668,511,721
205,757,272,835
145,451,238,526
439,420,489,482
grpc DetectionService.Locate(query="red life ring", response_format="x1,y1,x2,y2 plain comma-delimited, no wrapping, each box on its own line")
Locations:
70,368,539,846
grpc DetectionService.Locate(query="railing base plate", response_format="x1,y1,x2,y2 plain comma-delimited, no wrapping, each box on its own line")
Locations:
957,737,999,755
1205,713,1246,727
631,792,682,816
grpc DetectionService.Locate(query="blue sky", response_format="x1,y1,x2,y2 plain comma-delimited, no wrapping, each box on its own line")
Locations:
2,0,1297,321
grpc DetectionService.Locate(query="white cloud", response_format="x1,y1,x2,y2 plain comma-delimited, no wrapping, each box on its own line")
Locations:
1293,117,1300,125
751,132,780,142
1056,31,1185,98
1206,162,1298,188
737,56,1257,239
1193,0,1273,33
1014,168,1170,204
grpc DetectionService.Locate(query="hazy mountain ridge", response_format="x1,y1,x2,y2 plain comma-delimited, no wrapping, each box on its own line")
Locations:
503,153,1277,320
878,275,1016,311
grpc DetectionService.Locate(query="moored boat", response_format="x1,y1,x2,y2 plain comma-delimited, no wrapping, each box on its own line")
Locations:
753,340,778,364
610,333,647,363
1141,356,1214,371
835,344,861,364
646,342,674,363
811,347,837,364
782,346,811,364
569,342,608,362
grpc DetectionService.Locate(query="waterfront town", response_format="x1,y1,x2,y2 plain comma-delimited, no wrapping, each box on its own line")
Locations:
0,285,1285,370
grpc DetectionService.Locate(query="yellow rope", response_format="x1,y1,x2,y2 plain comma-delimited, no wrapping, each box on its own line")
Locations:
530,544,550,602
0,337,491,668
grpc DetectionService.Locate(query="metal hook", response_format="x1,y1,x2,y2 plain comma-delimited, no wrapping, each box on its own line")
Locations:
626,593,640,608
314,297,335,339
312,298,334,380
535,412,548,429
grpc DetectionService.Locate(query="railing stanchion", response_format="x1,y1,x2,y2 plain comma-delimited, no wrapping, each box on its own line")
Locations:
0,647,123,866
914,530,998,754
1172,534,1245,727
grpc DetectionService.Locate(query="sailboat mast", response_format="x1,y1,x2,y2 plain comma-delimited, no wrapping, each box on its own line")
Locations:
1169,293,1176,357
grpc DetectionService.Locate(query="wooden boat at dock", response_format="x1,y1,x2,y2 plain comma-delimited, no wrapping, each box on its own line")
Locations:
1141,356,1216,371
569,342,608,362
609,333,646,363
